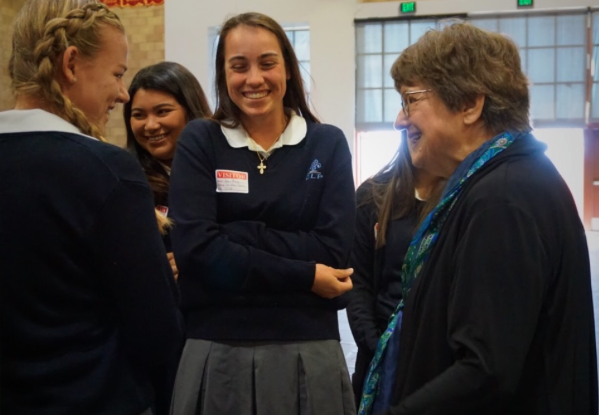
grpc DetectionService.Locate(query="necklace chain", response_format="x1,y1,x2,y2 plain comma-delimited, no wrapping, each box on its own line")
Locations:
256,151,268,174
253,115,289,175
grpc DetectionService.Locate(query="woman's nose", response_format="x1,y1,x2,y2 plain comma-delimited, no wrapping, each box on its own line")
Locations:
117,84,130,104
247,66,264,86
394,108,409,131
145,115,160,131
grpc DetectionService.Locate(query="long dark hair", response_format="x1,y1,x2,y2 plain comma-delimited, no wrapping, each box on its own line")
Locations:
212,12,318,127
363,133,444,248
124,61,212,206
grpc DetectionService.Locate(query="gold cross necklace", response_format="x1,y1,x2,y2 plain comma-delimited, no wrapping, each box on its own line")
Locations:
257,151,268,174
254,115,289,175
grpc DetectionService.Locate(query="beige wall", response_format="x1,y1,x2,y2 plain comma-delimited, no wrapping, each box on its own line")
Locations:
0,2,165,147
106,5,165,147
359,0,433,3
0,0,27,111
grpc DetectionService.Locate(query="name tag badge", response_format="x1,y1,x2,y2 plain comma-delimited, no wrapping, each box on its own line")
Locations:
156,205,169,217
215,169,249,194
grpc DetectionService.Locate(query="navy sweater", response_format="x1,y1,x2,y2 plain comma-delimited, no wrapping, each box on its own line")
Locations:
169,118,355,341
0,110,183,415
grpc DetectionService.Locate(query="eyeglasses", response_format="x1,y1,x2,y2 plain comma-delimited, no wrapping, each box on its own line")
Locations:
401,89,432,117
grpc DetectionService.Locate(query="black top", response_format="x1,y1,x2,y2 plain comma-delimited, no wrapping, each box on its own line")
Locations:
169,118,356,341
348,177,423,352
0,110,183,415
385,134,598,415
347,175,421,403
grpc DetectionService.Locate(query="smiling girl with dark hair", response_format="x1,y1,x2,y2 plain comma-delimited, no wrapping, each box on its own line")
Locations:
168,11,357,415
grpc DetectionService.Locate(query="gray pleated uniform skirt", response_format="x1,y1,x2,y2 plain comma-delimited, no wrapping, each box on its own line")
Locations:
170,339,356,415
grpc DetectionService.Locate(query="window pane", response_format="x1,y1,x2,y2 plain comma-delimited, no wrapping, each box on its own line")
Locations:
437,18,462,30
357,24,382,54
528,15,555,47
557,14,585,46
356,131,402,185
470,18,498,33
410,20,435,43
299,61,311,93
528,48,555,83
285,30,295,44
384,88,401,123
519,49,527,74
357,55,383,88
383,54,398,88
592,83,599,120
593,15,599,121
294,30,310,61
556,84,585,120
557,47,585,83
357,89,383,123
384,21,409,53
499,16,526,47
530,84,555,120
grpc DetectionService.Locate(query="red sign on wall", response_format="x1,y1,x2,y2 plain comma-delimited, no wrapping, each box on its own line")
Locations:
99,0,164,7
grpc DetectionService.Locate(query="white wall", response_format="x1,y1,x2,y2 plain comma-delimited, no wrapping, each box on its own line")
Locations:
165,0,357,152
165,0,597,155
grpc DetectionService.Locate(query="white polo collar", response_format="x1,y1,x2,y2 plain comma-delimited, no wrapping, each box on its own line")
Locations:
0,109,97,140
221,110,307,152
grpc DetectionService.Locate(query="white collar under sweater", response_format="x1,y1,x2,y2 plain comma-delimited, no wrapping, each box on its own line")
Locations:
220,110,307,153
0,108,97,140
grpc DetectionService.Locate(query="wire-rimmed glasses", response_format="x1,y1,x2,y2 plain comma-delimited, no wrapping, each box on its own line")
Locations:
401,89,432,117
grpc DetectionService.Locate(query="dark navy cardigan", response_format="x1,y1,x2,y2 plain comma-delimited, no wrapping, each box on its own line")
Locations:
0,110,183,415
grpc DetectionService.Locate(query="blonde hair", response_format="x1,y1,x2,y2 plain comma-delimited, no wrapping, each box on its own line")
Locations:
9,0,124,141
11,0,170,233
156,213,172,235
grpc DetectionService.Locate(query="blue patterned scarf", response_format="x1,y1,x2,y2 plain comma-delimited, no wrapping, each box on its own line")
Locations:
358,131,518,415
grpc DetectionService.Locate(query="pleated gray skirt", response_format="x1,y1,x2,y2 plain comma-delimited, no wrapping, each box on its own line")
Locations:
170,339,356,415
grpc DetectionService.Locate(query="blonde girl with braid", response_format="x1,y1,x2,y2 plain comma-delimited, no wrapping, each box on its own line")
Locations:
0,1,183,415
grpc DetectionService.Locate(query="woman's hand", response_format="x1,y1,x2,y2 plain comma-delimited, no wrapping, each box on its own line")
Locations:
311,264,353,299
167,252,179,281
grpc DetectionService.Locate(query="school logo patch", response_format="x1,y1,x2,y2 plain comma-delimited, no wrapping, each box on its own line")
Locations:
305,159,323,180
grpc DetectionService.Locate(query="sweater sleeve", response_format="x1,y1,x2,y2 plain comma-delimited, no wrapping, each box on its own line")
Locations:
94,173,183,380
219,133,355,268
169,124,316,293
387,203,547,415
346,183,381,353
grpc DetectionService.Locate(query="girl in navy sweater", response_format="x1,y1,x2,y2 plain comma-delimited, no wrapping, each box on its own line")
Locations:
124,61,212,415
125,61,212,278
169,12,356,415
1,1,182,415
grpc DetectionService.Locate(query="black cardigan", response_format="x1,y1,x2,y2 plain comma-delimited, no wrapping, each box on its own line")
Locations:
385,134,598,415
347,175,421,405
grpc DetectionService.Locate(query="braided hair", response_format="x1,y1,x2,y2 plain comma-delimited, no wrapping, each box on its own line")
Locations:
9,0,124,141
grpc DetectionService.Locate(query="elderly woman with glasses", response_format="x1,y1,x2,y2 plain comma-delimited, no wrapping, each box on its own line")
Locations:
358,22,597,415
